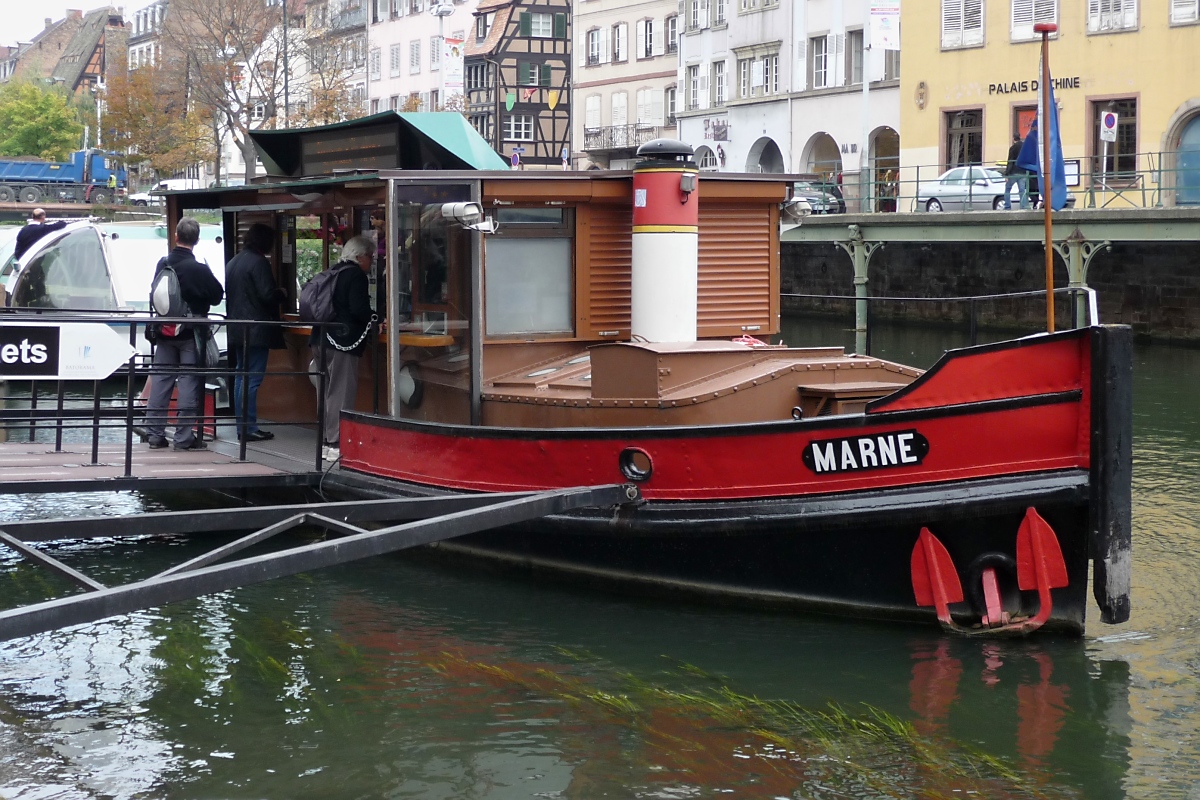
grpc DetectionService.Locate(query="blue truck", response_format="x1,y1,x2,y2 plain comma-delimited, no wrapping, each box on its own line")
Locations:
0,149,126,205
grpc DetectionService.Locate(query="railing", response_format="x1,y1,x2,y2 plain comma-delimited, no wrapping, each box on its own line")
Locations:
583,124,664,152
0,313,350,477
781,286,1099,356
794,150,1200,215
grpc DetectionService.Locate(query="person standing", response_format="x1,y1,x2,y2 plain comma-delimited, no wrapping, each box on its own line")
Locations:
310,235,374,461
13,209,67,259
145,217,224,451
224,223,285,442
1004,135,1030,210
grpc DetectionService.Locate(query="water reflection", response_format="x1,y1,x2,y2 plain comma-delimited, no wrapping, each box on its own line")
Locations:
3,316,1200,798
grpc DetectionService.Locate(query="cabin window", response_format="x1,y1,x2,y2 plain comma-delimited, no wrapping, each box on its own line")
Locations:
11,228,116,311
485,209,573,336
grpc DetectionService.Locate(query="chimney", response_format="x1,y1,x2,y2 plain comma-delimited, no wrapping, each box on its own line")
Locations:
68,10,84,19
44,18,53,28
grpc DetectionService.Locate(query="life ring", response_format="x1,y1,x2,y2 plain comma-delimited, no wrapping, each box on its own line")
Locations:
732,335,769,347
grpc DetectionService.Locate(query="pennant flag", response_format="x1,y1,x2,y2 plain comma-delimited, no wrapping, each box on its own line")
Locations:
505,91,516,112
547,90,560,110
521,87,536,102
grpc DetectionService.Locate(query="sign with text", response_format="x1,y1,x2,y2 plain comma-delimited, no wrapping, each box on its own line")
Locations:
870,1,901,51
1100,112,1119,142
0,323,134,380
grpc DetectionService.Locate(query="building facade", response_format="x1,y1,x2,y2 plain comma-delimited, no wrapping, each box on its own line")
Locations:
674,0,898,209
465,0,571,168
0,12,86,86
572,0,679,169
368,0,475,114
901,0,1200,207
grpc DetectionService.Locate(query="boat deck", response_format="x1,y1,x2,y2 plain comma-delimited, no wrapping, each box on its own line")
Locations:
0,422,323,494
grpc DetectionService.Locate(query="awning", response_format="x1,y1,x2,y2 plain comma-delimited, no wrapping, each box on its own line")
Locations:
249,112,510,178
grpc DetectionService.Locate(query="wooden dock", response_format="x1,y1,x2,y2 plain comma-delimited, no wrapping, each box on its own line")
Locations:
0,423,322,494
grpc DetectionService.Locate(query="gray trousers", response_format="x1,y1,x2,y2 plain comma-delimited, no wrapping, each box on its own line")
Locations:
147,336,202,446
312,346,359,445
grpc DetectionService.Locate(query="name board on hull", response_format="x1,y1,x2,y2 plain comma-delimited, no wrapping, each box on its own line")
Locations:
802,429,930,475
0,323,134,380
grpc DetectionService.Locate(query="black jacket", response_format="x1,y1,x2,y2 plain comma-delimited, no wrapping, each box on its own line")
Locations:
14,220,67,259
309,262,373,357
154,246,224,338
224,248,286,349
1005,140,1025,176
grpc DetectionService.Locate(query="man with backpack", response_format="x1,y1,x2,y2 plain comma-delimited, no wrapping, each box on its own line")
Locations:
145,217,225,451
304,235,374,461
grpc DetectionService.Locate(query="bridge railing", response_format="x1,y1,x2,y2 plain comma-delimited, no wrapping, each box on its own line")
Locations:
0,312,351,475
814,151,1200,215
781,286,1098,356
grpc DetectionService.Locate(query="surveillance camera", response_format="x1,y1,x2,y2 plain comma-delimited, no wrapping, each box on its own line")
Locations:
781,198,812,222
441,202,483,224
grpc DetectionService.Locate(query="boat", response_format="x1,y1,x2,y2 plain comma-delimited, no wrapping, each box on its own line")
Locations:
160,113,1131,636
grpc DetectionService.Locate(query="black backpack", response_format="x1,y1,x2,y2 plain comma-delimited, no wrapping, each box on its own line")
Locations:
299,263,354,322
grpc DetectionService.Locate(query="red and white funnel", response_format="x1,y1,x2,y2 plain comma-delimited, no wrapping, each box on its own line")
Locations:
631,139,699,343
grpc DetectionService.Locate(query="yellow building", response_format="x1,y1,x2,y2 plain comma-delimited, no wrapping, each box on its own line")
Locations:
900,0,1200,208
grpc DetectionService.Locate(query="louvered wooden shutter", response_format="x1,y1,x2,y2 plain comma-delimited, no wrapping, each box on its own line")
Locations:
942,0,964,47
554,13,567,38
540,63,552,86
1173,0,1199,23
519,11,532,36
697,202,775,337
964,0,984,44
581,204,632,337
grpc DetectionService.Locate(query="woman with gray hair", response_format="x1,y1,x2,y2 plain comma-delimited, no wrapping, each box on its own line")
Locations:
309,235,376,460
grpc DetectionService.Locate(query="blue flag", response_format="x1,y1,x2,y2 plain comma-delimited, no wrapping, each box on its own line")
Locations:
1015,62,1068,210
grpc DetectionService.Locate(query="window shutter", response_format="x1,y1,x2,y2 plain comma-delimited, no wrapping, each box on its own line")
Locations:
541,63,552,86
601,26,610,63
519,11,532,36
942,0,964,47
518,61,532,85
1122,0,1138,28
651,91,665,125
554,13,567,38
699,0,710,29
698,74,708,109
578,33,587,67
586,95,600,128
652,19,665,55
1012,0,1043,39
1172,0,1199,23
618,23,628,60
794,39,807,89
964,0,984,43
637,21,646,58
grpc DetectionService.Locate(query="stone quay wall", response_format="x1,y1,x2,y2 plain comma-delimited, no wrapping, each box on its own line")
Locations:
781,240,1200,342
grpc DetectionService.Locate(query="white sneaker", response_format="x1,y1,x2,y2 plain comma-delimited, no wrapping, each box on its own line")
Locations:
322,445,340,462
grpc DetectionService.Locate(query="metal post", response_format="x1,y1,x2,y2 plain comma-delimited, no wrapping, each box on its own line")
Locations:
27,380,37,443
282,0,290,127
386,180,400,416
90,380,101,465
239,335,249,462
124,322,137,477
316,333,328,471
860,21,871,214
969,298,978,346
54,381,65,452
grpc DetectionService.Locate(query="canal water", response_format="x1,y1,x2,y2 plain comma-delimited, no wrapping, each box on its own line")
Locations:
0,317,1197,800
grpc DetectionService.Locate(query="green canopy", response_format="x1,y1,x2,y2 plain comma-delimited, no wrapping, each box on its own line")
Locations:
249,111,509,178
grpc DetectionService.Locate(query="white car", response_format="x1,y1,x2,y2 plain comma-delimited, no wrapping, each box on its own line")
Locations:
128,191,164,207
917,166,1009,212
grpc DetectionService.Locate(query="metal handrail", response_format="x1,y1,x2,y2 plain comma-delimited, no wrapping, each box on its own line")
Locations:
0,314,354,476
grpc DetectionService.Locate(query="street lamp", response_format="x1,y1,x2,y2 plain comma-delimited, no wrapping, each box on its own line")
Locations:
430,1,454,111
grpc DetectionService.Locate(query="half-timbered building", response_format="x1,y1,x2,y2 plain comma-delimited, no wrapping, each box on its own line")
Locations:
465,0,571,168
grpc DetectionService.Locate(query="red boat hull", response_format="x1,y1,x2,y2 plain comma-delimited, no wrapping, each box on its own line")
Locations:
332,327,1132,634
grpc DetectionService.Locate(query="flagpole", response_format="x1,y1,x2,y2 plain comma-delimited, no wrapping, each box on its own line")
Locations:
1036,21,1057,333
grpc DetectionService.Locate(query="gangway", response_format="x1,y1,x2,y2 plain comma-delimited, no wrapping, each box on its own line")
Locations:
0,486,640,642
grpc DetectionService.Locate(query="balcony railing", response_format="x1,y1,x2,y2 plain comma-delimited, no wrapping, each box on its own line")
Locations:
331,6,366,31
583,124,662,152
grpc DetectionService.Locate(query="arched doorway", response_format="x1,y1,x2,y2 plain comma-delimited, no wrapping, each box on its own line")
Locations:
802,133,842,183
870,126,900,211
746,137,786,173
1179,115,1200,206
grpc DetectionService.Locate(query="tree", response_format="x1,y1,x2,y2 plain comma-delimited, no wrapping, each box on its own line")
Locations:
160,0,289,182
288,23,362,127
102,53,213,176
0,82,83,161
